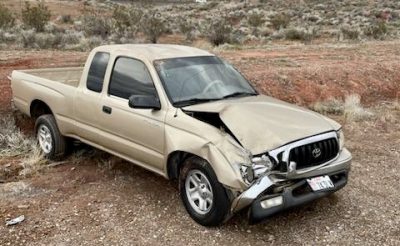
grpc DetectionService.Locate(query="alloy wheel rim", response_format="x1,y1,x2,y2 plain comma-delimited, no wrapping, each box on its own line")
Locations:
185,170,213,215
37,125,52,154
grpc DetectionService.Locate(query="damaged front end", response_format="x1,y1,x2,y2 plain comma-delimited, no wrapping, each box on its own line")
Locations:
182,107,351,224
229,131,352,224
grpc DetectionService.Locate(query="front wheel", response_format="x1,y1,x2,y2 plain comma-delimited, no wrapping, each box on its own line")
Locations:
179,157,231,226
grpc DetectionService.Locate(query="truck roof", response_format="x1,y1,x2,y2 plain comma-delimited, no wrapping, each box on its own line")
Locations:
96,44,214,61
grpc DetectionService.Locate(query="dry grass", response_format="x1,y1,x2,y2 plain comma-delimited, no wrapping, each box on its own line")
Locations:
19,145,46,177
311,97,344,115
0,115,37,158
0,114,46,177
343,94,374,121
312,94,374,122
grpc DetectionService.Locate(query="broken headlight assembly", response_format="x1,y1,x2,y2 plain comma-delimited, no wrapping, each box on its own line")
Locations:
240,154,275,184
337,129,345,150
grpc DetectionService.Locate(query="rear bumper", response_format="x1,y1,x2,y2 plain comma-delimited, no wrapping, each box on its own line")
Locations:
248,170,348,224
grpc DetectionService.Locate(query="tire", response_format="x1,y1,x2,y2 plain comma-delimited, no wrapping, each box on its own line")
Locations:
179,157,231,226
34,114,67,160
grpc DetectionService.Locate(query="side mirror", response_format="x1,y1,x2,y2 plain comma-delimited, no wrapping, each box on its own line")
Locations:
128,95,161,110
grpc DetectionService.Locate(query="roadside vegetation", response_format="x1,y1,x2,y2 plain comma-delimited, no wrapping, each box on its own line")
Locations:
0,0,399,50
0,114,46,180
311,94,374,121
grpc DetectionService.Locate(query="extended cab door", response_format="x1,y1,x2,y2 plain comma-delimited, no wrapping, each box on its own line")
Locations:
73,51,112,143
98,56,166,172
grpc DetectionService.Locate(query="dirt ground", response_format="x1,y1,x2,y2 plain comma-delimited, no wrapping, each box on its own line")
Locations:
0,41,399,245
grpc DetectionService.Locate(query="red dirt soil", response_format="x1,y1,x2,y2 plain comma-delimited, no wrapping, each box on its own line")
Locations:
219,41,400,106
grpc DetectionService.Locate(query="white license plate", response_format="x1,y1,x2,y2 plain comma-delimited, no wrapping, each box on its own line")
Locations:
307,176,334,191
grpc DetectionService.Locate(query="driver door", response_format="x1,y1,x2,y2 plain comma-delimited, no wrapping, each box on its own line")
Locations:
97,56,166,172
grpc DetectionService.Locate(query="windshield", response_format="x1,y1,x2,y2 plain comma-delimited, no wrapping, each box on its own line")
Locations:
154,56,257,106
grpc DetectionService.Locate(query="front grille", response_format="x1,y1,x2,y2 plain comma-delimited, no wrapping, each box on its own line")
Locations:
289,138,339,169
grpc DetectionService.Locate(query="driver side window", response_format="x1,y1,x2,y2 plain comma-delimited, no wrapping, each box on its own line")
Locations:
109,57,157,100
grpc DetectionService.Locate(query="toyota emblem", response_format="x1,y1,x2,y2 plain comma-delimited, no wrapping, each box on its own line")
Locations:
312,148,321,158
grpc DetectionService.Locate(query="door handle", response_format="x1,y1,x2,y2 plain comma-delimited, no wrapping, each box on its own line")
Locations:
102,106,112,114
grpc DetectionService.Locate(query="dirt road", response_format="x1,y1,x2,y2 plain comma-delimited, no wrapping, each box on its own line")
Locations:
0,42,399,245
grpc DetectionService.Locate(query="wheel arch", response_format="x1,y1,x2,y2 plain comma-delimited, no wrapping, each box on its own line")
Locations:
166,151,201,180
30,99,53,119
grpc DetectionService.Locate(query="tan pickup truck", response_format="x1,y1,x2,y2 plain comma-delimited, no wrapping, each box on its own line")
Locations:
11,44,352,226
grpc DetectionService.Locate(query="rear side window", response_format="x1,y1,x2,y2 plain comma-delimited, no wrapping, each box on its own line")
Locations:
109,57,157,99
87,52,110,92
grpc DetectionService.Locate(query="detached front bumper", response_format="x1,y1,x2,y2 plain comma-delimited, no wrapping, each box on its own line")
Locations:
231,148,352,224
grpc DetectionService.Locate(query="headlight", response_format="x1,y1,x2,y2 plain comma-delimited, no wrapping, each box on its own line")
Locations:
240,165,255,184
240,155,275,184
337,129,345,150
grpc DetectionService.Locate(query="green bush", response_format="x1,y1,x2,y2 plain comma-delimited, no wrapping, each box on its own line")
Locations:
82,9,113,38
21,1,51,32
248,12,265,35
284,27,317,43
340,25,360,40
203,18,233,46
178,18,195,41
270,13,290,30
60,15,73,24
141,11,168,44
112,5,143,35
198,2,219,11
0,4,15,29
364,20,388,40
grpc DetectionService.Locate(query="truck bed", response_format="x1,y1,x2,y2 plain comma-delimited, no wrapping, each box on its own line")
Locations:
11,67,84,118
16,67,84,87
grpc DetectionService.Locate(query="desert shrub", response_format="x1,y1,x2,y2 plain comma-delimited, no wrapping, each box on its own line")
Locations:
62,37,96,51
21,1,51,32
203,18,233,46
82,9,113,39
61,30,83,46
340,25,360,40
198,2,219,11
260,27,273,37
141,11,168,44
0,115,38,158
19,29,68,49
112,5,143,35
364,20,388,39
284,27,317,43
0,29,18,44
270,13,290,30
0,4,15,29
311,95,373,121
0,114,47,177
344,94,373,121
178,18,195,41
44,22,65,34
311,98,344,115
248,11,265,35
60,15,73,24
20,29,37,48
36,33,63,49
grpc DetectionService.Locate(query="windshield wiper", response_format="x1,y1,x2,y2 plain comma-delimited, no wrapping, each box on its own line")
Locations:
222,91,258,99
176,92,258,106
174,98,220,107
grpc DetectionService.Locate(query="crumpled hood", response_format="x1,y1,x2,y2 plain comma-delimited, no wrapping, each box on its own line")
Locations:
184,95,340,155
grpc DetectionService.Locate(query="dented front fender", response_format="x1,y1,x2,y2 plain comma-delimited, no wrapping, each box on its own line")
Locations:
164,109,251,190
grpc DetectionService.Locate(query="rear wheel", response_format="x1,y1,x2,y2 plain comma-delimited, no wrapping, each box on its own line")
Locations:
35,114,68,160
179,157,231,226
